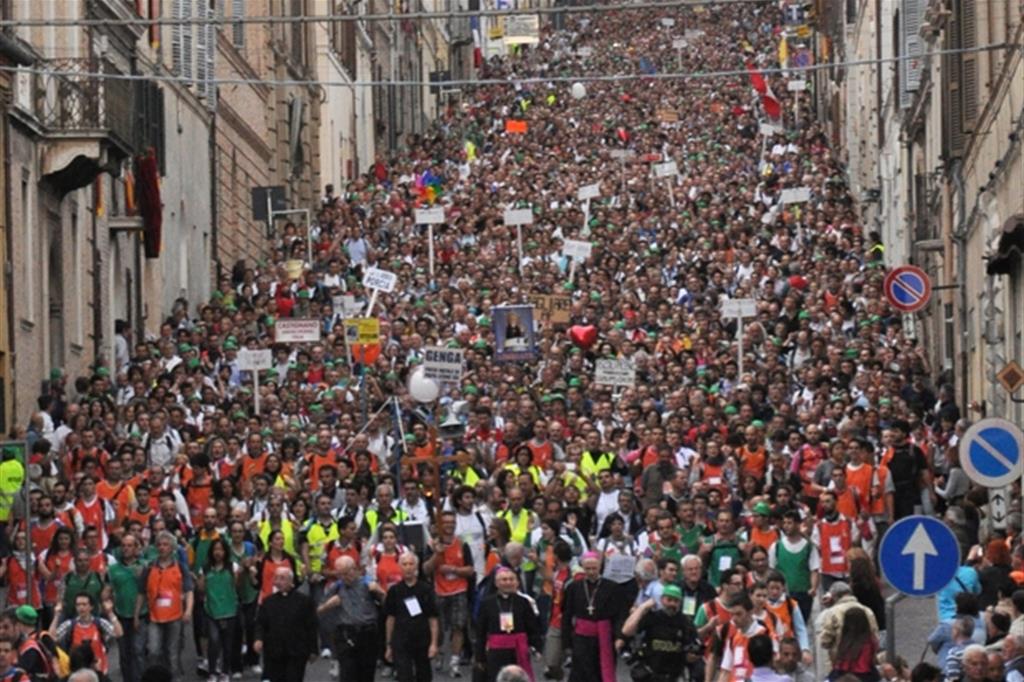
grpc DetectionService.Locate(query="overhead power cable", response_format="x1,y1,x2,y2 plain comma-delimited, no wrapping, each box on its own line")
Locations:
0,0,773,27
0,43,1011,89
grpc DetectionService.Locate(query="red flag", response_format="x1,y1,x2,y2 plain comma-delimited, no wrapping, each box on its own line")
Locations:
761,86,782,120
745,61,767,95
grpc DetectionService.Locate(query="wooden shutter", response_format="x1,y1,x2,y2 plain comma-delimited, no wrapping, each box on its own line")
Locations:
232,0,245,47
171,0,183,75
900,0,923,110
960,0,978,132
943,1,965,158
182,0,193,81
196,0,207,93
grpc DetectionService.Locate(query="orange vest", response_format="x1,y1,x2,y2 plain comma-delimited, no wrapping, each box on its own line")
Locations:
723,620,768,681
85,551,109,576
818,516,852,575
739,446,766,478
75,498,109,547
526,441,554,470
43,550,74,605
71,619,109,673
96,480,134,526
17,637,52,677
796,445,825,497
834,487,860,519
766,598,797,638
433,538,469,596
306,451,339,487
6,556,41,606
239,453,268,484
146,561,186,623
846,462,889,516
375,551,404,592
31,521,61,557
128,506,156,529
259,556,292,602
702,597,732,655
750,525,779,551
185,478,214,526
702,461,727,492
325,541,361,572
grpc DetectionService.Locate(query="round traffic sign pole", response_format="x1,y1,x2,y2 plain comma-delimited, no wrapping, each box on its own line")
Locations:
883,265,932,313
959,417,1024,489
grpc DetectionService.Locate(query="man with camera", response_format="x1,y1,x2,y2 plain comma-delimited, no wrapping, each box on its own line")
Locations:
620,585,700,682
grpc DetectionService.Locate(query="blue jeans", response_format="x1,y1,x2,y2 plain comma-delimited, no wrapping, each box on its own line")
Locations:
147,619,183,671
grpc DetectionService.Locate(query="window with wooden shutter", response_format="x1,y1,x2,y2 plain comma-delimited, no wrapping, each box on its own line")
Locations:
959,0,978,132
196,0,207,93
171,0,183,75
943,1,965,158
900,0,924,110
232,0,245,48
182,0,193,81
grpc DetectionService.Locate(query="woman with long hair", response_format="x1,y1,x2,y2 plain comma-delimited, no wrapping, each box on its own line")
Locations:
0,530,42,609
255,529,298,603
370,524,407,592
37,527,77,624
200,537,240,682
827,607,881,681
483,517,512,575
227,520,259,676
848,547,886,631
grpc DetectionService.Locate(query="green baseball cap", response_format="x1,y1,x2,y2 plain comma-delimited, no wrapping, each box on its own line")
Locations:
15,605,37,625
661,585,683,601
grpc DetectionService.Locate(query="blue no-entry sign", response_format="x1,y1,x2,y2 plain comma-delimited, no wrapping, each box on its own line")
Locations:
883,265,932,313
959,417,1024,488
879,516,960,597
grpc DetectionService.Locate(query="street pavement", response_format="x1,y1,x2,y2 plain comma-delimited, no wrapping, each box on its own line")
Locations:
105,591,938,681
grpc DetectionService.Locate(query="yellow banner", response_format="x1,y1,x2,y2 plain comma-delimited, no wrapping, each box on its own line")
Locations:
344,318,380,344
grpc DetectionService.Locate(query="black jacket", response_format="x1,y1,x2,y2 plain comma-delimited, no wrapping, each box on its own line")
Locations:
256,588,318,659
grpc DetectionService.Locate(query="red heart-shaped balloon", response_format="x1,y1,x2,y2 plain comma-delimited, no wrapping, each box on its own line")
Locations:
568,325,598,350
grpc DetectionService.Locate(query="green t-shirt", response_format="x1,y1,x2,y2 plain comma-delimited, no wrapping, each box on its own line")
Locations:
63,571,105,613
108,559,148,618
202,565,239,620
190,531,222,571
649,540,685,565
677,524,707,555
229,541,259,605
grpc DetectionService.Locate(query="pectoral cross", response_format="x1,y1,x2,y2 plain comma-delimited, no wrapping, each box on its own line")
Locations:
587,604,595,615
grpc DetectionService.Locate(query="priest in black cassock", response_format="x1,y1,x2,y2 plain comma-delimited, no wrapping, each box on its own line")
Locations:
475,566,543,682
561,552,622,682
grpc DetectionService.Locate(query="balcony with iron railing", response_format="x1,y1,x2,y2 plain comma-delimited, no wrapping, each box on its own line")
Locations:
13,58,135,192
33,59,134,148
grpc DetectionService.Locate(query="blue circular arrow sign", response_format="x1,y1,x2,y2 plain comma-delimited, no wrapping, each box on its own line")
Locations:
879,516,960,597
960,418,1024,489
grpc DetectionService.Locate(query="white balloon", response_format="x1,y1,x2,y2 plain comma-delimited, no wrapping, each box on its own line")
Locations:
571,82,587,100
408,367,440,403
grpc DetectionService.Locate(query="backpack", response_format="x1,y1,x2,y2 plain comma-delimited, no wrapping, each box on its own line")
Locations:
38,632,70,680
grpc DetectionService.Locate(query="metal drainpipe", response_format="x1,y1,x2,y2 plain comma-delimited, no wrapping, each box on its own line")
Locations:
951,160,969,411
91,187,102,369
209,109,219,283
3,109,16,433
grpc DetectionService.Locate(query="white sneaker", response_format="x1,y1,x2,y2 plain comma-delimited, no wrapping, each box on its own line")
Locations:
321,647,332,659
331,661,339,678
249,665,262,675
232,674,242,681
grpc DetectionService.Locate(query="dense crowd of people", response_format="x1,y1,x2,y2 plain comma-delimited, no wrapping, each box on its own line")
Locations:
0,2,1019,682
